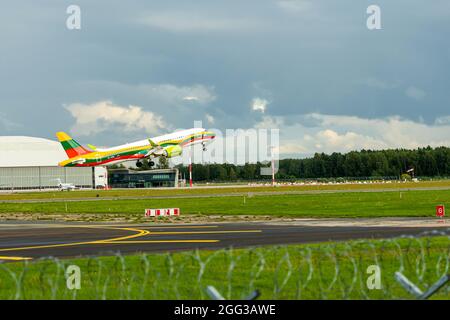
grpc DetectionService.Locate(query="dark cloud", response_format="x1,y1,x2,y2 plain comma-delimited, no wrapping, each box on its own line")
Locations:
0,0,449,148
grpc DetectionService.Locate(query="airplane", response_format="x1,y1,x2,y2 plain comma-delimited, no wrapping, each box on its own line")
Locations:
56,128,216,168
54,178,77,191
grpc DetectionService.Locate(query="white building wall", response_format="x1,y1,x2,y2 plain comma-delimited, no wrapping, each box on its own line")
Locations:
94,167,108,188
0,136,67,167
0,136,95,190
0,167,93,190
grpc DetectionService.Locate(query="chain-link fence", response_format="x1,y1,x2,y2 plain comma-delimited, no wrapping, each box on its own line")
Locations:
0,229,449,300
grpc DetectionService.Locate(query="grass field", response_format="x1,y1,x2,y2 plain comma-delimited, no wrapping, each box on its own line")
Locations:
0,189,448,219
1,236,449,299
0,180,449,201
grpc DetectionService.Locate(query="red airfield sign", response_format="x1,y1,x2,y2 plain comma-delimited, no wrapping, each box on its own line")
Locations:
436,205,445,218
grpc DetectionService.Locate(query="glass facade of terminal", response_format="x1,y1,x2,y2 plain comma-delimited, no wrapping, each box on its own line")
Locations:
108,169,178,188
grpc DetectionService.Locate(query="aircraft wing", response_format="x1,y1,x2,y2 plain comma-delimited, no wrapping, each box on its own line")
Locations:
149,138,165,149
87,144,109,152
143,139,165,157
87,144,98,151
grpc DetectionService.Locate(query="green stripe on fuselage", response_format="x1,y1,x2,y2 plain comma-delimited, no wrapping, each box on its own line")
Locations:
90,148,148,163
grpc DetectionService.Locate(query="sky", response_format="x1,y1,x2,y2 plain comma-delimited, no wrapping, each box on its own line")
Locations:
0,0,449,162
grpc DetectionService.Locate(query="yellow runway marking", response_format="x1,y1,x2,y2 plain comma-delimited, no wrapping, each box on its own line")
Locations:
141,225,219,229
104,240,219,244
0,240,107,253
93,227,150,243
147,230,262,235
0,226,150,253
0,256,32,261
0,225,261,255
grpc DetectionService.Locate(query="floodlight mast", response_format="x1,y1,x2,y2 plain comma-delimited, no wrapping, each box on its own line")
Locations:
188,147,193,188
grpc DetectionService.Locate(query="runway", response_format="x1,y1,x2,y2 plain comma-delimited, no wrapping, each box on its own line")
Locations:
0,219,447,261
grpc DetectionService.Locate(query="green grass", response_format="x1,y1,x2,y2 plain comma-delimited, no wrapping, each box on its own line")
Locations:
1,236,449,299
0,189,448,218
0,180,449,201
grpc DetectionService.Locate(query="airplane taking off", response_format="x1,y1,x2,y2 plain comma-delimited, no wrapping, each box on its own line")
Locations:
56,128,216,167
55,178,77,191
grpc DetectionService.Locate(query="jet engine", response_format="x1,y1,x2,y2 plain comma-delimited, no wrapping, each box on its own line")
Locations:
163,145,183,158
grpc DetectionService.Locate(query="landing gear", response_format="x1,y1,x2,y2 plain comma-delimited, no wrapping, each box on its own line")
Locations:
202,142,207,151
137,159,155,168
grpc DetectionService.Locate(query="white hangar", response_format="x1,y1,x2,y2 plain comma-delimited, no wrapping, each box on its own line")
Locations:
0,136,106,190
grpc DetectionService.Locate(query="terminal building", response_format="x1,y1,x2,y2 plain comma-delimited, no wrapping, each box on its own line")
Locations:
0,136,107,190
108,168,179,188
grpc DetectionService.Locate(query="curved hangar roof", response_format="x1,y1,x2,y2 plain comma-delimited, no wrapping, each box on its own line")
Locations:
0,136,67,167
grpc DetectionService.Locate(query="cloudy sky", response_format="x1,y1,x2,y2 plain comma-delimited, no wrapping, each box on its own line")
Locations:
0,1,449,161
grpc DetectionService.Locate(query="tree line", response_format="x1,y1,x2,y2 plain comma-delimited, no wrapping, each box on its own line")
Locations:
174,146,450,181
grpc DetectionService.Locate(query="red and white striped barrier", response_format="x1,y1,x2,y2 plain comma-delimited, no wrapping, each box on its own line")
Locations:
145,208,180,217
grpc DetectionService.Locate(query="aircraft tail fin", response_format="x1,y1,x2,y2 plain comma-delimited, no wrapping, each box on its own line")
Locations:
56,132,91,158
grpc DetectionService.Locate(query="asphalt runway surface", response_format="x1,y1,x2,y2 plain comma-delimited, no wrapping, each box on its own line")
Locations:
0,220,448,261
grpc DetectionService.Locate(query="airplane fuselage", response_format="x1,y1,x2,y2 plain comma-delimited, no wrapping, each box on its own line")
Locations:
58,128,215,167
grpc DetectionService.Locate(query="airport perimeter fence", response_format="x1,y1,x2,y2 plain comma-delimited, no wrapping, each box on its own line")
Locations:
0,229,449,300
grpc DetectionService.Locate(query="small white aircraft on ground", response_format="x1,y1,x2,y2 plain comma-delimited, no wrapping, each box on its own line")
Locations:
54,179,77,191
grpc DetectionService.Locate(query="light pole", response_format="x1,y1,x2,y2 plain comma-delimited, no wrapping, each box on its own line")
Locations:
260,145,277,186
188,147,193,188
270,146,275,186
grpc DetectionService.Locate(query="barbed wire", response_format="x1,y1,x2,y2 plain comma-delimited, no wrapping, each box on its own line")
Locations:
0,229,449,300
